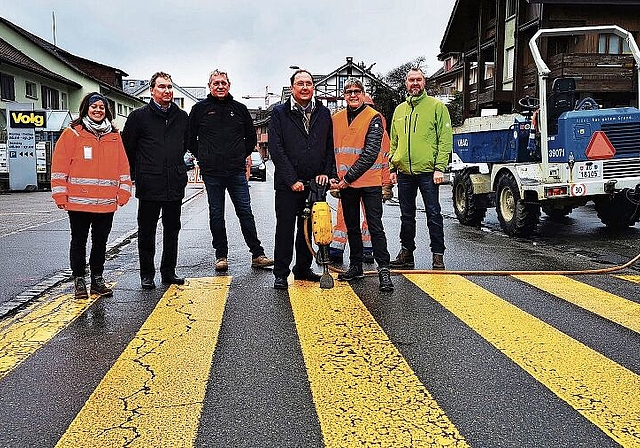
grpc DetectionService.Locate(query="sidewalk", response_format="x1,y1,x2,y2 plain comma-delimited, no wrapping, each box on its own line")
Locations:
0,184,205,318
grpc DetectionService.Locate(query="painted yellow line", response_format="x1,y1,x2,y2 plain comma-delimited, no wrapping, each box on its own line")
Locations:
0,292,101,380
617,275,640,286
513,274,640,335
288,279,469,447
56,277,230,448
406,273,640,448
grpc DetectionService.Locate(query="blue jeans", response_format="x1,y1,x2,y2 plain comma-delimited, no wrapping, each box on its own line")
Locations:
397,172,445,254
202,173,265,259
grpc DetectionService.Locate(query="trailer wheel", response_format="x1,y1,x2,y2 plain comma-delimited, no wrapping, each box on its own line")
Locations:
594,191,640,229
452,171,487,226
542,205,572,220
495,173,539,236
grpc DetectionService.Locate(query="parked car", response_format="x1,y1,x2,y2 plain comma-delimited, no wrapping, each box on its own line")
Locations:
249,152,267,182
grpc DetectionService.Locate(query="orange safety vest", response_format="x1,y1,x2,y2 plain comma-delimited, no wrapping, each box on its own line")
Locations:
333,106,384,188
51,125,132,213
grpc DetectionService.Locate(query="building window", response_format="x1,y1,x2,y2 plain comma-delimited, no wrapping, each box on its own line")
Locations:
1,73,16,101
26,81,38,99
598,34,631,54
41,85,60,109
61,92,68,110
506,0,516,18
173,97,184,108
117,103,124,115
484,62,495,81
505,47,515,81
469,63,478,85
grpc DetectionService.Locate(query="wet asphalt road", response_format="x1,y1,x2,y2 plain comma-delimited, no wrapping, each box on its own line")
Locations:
0,163,638,447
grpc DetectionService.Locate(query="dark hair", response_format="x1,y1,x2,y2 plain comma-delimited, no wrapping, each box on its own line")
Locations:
70,91,116,129
150,72,172,88
290,69,313,86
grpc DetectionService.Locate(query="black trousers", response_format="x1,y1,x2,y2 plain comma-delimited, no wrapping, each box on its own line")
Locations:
340,186,390,268
68,210,114,277
273,189,313,278
137,199,182,278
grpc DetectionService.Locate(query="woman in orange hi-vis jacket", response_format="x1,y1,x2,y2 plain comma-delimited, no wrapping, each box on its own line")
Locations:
51,92,132,300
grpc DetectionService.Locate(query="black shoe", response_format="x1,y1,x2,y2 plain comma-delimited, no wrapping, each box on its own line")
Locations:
362,252,375,264
274,276,288,290
338,264,364,281
90,275,113,297
161,274,185,285
390,248,414,269
378,268,394,292
293,268,321,282
141,276,156,290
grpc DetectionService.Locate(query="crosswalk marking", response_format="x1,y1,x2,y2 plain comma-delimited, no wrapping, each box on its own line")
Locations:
406,273,640,448
288,279,469,448
0,291,101,380
513,274,640,334
55,277,230,448
618,275,640,286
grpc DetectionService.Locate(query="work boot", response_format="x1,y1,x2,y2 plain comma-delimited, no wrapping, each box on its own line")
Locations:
432,253,445,270
378,268,394,292
389,248,414,269
215,257,228,272
74,276,88,300
90,275,113,296
362,251,375,264
338,264,364,281
252,254,274,268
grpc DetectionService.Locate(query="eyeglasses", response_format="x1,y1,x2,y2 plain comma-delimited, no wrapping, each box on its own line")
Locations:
294,81,313,88
210,81,229,87
344,89,362,96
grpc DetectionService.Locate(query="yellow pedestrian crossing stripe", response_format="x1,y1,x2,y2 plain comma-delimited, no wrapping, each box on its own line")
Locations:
288,279,469,447
55,277,230,448
513,274,640,334
0,291,102,380
2,273,639,447
406,273,640,448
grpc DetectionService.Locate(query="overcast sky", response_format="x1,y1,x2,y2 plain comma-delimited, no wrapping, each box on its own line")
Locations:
1,0,456,108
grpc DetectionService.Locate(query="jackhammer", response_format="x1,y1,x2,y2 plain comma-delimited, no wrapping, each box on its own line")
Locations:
301,179,334,289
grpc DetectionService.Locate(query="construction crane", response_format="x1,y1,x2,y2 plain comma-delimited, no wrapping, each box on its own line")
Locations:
243,86,280,108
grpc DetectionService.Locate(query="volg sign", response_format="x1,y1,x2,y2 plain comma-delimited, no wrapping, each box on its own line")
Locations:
9,110,47,128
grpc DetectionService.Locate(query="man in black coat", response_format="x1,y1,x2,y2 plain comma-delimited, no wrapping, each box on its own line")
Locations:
269,69,337,289
122,72,188,289
188,70,273,273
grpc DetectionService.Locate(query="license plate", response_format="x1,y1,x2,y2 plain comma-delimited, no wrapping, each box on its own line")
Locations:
576,163,601,179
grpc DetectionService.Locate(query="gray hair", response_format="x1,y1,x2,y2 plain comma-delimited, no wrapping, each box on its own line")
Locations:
406,67,425,80
208,69,229,84
343,78,365,94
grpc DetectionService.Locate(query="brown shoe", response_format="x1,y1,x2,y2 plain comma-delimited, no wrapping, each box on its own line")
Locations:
74,276,88,300
90,275,113,296
252,254,274,268
390,248,414,269
215,257,228,272
432,253,445,270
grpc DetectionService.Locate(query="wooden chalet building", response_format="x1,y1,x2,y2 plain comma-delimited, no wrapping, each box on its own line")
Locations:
431,0,640,119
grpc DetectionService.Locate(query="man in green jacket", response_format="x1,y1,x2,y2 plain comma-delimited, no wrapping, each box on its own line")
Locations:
388,68,452,270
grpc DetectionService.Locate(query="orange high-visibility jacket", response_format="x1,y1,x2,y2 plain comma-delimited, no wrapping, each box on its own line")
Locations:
333,106,383,188
51,124,132,213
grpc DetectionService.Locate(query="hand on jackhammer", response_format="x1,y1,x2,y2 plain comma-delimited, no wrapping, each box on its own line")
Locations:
382,184,394,202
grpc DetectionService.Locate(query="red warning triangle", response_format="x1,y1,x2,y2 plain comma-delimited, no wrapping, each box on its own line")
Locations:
585,131,616,160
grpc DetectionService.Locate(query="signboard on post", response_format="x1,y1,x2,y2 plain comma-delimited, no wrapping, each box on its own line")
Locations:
6,104,45,191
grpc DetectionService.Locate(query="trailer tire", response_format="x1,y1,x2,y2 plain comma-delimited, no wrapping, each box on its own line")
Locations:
594,191,640,229
452,171,487,226
495,173,539,236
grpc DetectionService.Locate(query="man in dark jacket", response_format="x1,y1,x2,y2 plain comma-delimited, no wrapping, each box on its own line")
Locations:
269,69,337,290
122,72,189,289
188,70,273,272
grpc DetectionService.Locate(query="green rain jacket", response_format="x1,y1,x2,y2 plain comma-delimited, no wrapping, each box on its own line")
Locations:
389,90,452,174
